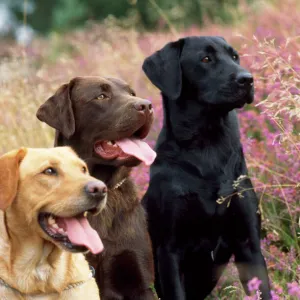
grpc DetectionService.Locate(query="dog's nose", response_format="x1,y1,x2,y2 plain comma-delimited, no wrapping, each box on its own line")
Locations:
236,72,254,87
85,181,107,199
134,99,152,112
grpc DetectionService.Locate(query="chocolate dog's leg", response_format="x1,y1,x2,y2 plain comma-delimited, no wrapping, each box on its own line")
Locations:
157,246,185,300
129,288,157,300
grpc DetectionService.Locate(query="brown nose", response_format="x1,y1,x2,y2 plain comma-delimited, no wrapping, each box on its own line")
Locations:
134,99,152,112
85,181,107,200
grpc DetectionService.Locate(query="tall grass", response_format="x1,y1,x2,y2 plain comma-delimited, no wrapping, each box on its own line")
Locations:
0,0,299,298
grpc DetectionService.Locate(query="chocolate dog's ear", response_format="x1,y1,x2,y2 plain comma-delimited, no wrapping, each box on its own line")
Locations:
0,148,27,210
36,79,76,139
142,39,184,100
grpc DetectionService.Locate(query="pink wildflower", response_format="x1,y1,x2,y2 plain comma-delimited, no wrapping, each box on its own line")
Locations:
287,282,300,298
247,277,262,292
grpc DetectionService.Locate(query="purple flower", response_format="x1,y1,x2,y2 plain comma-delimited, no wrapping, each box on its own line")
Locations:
289,87,299,95
287,282,300,298
271,290,280,300
247,277,262,292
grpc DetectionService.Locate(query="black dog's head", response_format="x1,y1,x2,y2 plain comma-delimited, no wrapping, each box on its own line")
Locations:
143,36,254,110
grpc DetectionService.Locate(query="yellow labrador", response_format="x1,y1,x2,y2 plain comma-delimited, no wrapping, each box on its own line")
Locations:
0,147,107,299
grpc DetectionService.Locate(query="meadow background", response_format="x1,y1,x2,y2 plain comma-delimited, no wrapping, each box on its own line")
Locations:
0,0,299,299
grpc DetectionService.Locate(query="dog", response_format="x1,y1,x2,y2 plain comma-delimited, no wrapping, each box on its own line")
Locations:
36,76,157,300
0,146,107,299
141,36,271,299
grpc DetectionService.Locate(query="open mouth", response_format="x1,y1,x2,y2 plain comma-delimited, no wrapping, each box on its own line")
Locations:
38,210,103,255
94,124,156,166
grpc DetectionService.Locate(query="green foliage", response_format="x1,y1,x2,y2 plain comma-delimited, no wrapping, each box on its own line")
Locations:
52,0,89,31
135,0,245,29
51,0,132,31
12,0,255,34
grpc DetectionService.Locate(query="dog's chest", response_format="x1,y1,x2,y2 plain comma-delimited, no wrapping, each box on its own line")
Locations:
35,264,51,282
168,147,241,222
180,145,239,182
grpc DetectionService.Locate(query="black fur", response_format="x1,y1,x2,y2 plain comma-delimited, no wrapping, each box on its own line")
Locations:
142,36,271,300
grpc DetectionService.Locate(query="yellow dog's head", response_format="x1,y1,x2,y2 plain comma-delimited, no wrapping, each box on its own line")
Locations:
0,147,107,254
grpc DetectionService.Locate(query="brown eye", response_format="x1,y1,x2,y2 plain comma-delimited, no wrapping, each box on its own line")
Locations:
130,92,136,96
82,166,87,173
97,94,106,100
201,56,211,63
42,167,57,176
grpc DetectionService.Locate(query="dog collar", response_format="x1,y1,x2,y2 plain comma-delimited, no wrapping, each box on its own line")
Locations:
0,272,93,296
112,177,127,190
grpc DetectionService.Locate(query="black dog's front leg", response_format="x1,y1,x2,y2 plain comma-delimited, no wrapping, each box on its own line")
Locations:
156,246,185,300
234,241,271,299
232,188,271,298
230,157,271,299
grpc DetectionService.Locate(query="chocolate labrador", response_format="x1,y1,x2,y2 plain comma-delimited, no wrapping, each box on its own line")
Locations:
36,76,157,300
142,36,271,299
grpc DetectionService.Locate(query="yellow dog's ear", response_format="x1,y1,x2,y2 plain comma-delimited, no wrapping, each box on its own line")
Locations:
0,148,27,210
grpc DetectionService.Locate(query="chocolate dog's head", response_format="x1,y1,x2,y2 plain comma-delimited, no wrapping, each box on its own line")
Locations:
143,36,254,110
37,77,156,168
0,147,107,254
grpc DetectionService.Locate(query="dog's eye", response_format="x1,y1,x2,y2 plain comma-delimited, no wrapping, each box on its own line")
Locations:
201,56,211,63
97,94,106,100
232,55,238,60
42,167,57,176
130,92,136,97
82,166,87,173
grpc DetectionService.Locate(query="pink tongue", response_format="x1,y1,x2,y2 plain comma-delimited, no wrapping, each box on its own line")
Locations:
63,217,103,254
116,138,156,166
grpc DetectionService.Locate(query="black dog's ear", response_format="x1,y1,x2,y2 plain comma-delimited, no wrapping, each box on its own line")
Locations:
142,39,184,100
216,36,227,42
36,78,77,139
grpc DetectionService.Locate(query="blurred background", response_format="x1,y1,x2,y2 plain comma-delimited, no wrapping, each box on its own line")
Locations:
1,0,258,44
0,0,299,299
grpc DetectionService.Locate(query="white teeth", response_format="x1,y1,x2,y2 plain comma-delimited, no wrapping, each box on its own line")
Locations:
107,140,117,147
48,216,55,225
58,228,67,236
83,211,88,217
46,215,68,236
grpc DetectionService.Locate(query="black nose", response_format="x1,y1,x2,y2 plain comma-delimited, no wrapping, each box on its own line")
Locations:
85,181,107,200
236,72,254,87
134,99,153,112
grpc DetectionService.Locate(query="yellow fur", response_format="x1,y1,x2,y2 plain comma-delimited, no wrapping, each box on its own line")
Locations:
0,147,103,299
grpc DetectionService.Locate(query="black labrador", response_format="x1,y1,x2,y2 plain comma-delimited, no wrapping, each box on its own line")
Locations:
142,36,271,300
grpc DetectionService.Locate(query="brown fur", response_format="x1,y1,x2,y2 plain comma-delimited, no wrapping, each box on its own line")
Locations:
37,77,156,300
0,147,106,299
